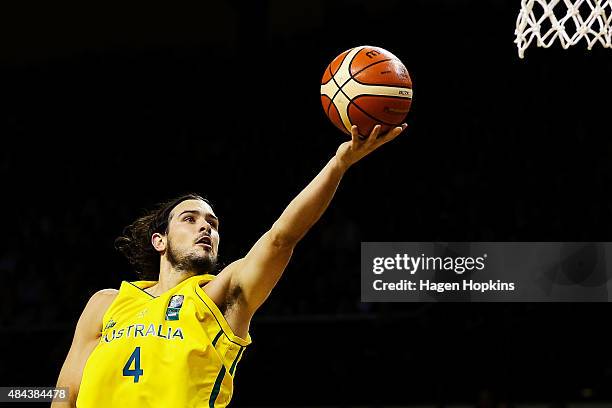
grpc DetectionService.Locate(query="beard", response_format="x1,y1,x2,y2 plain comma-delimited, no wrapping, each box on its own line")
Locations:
166,240,218,275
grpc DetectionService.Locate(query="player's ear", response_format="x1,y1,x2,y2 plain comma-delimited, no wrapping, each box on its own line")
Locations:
151,232,166,252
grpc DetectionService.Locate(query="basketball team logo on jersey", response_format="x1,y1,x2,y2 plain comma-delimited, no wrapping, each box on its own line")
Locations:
165,295,184,321
104,319,116,330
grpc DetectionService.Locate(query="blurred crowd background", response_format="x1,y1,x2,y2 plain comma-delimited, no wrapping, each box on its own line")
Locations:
2,0,612,406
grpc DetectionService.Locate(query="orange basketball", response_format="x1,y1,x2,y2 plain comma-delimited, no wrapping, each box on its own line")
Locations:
321,46,413,139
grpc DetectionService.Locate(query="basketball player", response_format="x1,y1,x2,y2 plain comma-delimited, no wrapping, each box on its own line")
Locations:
52,123,407,407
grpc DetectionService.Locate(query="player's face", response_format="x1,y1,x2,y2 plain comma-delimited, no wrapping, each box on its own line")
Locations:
165,199,220,274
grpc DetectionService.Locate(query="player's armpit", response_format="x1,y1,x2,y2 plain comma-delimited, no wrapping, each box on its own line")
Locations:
51,289,117,407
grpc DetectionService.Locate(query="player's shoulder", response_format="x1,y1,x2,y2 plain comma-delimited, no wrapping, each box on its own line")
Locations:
76,289,119,334
86,288,119,311
92,288,119,299
94,288,119,296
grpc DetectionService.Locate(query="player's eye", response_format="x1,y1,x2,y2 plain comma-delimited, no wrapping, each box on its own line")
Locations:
184,216,195,222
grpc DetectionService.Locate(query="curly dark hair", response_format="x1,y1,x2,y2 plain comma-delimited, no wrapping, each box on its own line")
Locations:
114,193,211,280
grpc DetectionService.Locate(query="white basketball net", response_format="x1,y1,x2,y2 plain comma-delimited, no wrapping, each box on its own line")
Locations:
515,0,612,58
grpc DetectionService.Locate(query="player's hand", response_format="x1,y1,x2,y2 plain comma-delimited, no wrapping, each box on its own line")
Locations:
335,123,407,171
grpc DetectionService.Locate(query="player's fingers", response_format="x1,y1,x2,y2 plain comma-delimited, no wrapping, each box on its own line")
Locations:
366,125,381,144
390,123,408,139
379,123,407,145
378,127,401,144
391,123,408,138
350,125,363,143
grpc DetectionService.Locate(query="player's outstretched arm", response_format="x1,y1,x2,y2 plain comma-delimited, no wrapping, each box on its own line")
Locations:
51,289,117,407
228,123,407,315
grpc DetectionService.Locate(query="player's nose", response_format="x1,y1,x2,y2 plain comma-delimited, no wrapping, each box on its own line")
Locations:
198,222,212,234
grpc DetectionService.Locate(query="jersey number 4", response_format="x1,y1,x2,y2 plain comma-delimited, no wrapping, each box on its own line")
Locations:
123,347,144,383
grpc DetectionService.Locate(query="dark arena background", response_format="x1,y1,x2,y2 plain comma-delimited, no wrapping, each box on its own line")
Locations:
2,0,612,407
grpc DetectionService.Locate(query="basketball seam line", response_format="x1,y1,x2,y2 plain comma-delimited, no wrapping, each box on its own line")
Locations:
336,81,403,133
321,47,352,87
329,47,361,123
332,56,394,113
344,58,392,88
351,74,412,89
335,84,392,136
348,99,401,128
329,62,346,114
353,94,412,104
344,57,412,89
327,63,341,118
346,48,408,89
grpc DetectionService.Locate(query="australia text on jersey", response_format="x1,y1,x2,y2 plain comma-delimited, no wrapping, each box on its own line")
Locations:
102,323,184,343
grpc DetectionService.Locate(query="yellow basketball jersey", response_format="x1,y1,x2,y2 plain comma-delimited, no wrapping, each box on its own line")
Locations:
77,274,251,408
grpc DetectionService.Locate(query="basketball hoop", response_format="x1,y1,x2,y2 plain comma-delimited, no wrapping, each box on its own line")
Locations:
515,0,612,58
